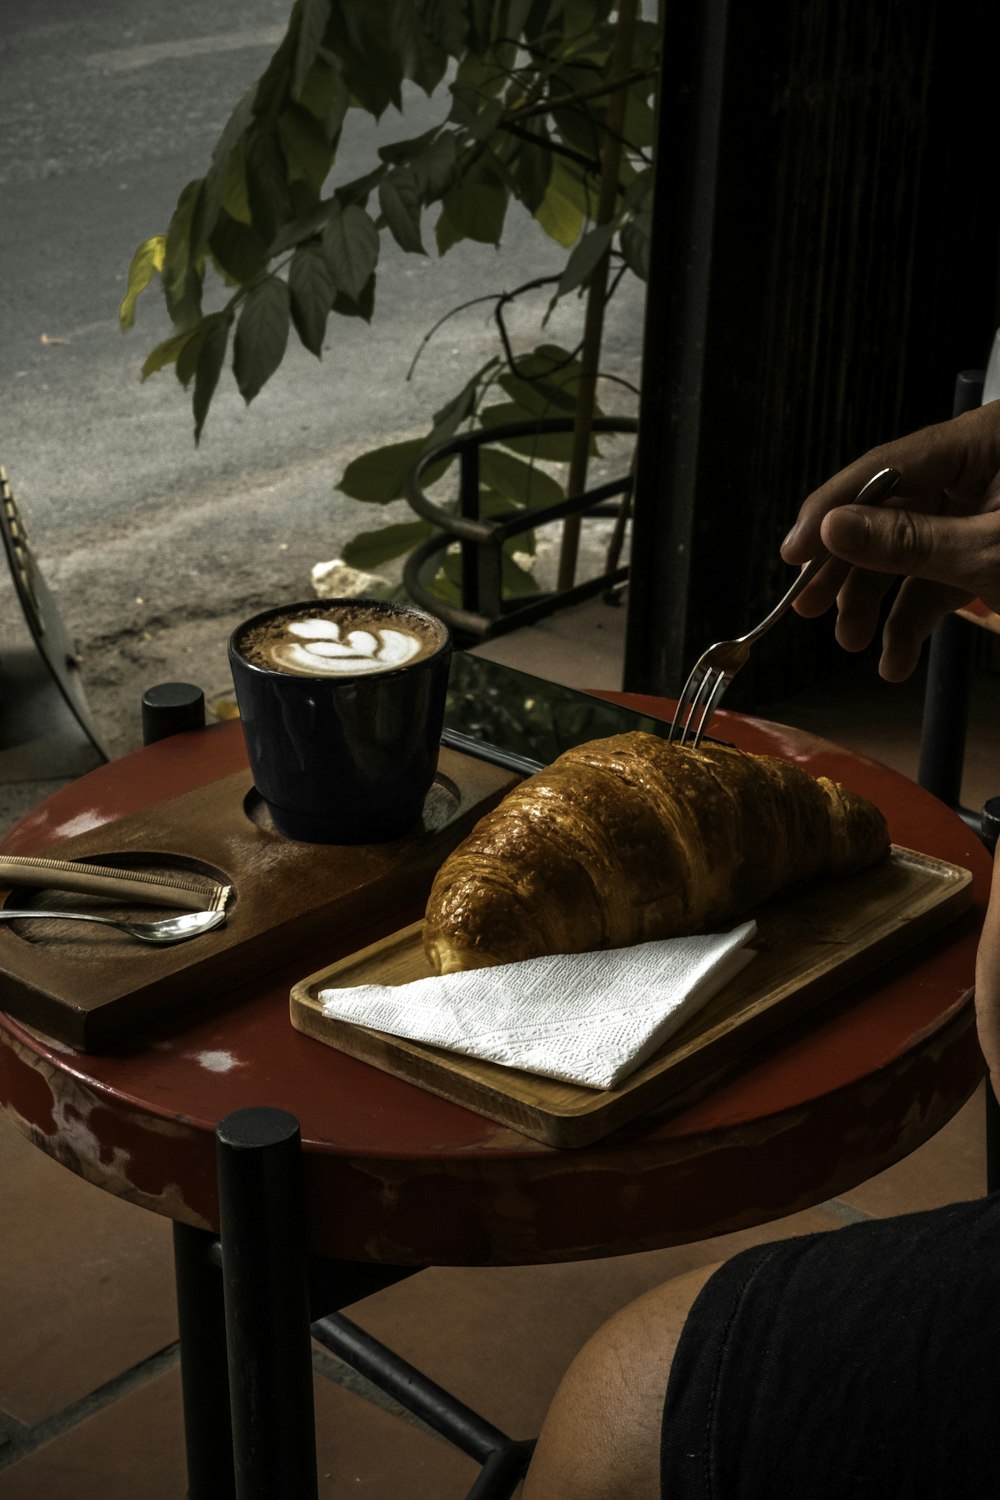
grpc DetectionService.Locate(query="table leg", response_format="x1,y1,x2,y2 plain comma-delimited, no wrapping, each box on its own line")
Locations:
216,1107,319,1500
172,1221,236,1500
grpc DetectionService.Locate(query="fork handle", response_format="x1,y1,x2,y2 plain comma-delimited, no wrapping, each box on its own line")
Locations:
745,466,902,643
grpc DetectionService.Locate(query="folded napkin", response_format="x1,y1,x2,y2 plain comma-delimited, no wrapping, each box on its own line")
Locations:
318,921,757,1090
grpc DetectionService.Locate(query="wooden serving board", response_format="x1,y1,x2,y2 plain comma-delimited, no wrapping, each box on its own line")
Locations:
0,747,518,1050
290,847,973,1148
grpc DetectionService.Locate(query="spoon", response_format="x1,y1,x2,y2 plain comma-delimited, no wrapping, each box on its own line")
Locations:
0,907,227,944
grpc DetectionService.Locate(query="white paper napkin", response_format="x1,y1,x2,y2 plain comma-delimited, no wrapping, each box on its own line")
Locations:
318,921,758,1090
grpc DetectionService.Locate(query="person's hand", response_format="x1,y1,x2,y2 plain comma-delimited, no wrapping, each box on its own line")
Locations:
780,401,1000,681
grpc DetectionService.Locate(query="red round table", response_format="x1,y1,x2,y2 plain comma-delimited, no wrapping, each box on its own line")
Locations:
0,696,990,1267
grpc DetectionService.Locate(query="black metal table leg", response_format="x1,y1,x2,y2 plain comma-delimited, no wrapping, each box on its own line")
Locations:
917,613,974,806
172,1221,236,1500
216,1107,319,1500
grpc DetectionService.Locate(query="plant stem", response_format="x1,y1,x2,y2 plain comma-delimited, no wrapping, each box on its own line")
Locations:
506,65,658,124
557,0,639,595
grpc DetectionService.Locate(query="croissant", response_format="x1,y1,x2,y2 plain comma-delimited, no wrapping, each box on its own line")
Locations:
423,731,889,974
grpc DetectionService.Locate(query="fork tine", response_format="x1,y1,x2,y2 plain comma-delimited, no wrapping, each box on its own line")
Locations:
669,664,706,742
672,665,717,745
691,670,730,747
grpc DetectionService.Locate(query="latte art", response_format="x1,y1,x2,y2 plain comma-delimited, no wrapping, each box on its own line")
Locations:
273,618,424,676
234,601,446,679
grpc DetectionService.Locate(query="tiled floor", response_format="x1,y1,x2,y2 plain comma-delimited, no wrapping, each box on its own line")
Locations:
0,594,995,1497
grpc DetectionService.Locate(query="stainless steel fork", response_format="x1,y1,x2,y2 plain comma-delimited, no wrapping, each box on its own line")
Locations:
668,465,902,746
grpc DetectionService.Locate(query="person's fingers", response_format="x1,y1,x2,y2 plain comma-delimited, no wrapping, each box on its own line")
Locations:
832,565,896,653
820,504,1000,599
877,578,974,682
789,556,852,618
781,402,1000,566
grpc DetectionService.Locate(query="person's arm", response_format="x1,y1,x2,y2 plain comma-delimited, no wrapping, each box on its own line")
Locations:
780,401,1000,681
976,852,1000,1096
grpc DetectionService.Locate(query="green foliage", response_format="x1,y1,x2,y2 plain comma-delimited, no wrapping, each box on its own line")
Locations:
122,0,658,600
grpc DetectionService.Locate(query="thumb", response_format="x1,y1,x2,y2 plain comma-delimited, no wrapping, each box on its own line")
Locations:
821,504,997,593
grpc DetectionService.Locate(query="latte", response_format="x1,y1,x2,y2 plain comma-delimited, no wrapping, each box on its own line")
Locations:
235,602,446,679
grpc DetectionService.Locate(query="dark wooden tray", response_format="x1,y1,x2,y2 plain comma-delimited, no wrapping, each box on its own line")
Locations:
291,847,973,1147
0,747,518,1050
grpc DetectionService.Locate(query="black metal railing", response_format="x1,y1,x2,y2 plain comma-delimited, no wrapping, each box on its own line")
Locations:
403,416,637,643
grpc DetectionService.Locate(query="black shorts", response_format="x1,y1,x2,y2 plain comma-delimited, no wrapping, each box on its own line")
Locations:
660,1194,1000,1499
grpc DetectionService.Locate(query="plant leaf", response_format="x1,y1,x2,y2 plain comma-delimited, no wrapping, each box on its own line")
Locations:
332,270,376,322
294,0,330,94
511,128,552,213
338,438,426,504
620,210,652,282
342,518,434,568
428,360,499,446
338,437,455,503
245,129,292,250
289,242,335,355
378,168,426,254
163,179,204,327
222,137,252,225
554,220,614,300
141,328,195,381
193,316,232,443
297,56,350,138
501,543,540,597
410,131,457,200
277,104,335,198
192,85,257,255
324,3,404,117
534,157,587,247
623,84,657,152
233,276,291,403
421,0,469,56
268,196,337,256
322,202,380,300
118,236,166,330
479,447,565,508
478,402,601,459
498,370,580,415
433,202,464,256
209,212,269,284
439,155,508,247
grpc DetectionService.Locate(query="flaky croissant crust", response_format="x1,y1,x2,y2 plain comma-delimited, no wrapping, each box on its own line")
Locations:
423,732,889,975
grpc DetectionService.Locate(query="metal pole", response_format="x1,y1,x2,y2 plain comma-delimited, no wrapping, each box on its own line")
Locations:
172,1222,237,1500
623,0,733,693
216,1107,319,1500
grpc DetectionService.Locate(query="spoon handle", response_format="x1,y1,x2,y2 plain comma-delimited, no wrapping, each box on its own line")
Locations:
0,909,125,929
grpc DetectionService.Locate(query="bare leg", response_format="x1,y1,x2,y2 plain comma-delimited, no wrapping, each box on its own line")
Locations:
521,1262,722,1500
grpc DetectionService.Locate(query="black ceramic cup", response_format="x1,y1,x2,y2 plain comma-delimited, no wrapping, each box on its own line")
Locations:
228,599,452,844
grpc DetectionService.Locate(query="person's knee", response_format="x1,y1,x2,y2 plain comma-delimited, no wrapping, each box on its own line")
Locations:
521,1262,721,1500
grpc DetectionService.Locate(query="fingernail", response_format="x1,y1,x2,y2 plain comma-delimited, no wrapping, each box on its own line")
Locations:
780,522,801,555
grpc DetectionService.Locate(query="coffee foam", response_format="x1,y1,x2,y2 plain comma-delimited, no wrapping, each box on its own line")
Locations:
237,606,443,678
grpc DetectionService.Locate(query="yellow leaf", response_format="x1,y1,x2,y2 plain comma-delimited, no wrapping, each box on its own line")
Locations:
534,159,585,248
118,236,166,330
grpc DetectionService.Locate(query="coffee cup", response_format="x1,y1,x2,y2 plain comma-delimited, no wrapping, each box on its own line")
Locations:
228,598,452,844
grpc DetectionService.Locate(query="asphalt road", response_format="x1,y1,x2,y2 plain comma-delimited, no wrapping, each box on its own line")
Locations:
0,0,643,824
